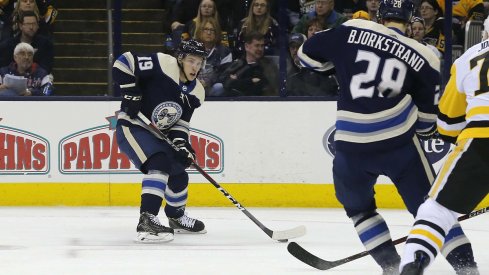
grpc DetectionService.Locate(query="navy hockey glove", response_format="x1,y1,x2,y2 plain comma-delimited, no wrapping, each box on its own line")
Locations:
173,138,195,168
121,92,142,119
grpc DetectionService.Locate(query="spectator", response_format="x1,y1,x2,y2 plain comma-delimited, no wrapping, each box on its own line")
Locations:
236,0,279,57
10,0,55,37
172,0,219,48
436,0,485,45
292,0,347,35
409,16,443,58
182,0,219,42
305,17,325,39
212,32,279,96
35,0,57,35
419,0,447,54
286,33,338,97
334,0,367,19
194,17,232,95
351,10,370,20
365,0,379,22
0,42,53,96
0,10,53,72
286,33,305,77
169,0,199,33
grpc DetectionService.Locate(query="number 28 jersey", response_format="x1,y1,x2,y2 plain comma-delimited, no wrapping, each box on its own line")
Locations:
298,19,441,152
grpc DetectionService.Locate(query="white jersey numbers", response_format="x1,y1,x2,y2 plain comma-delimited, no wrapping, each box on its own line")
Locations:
350,50,407,99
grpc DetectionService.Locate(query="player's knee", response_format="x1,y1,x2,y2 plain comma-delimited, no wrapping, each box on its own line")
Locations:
167,172,189,193
417,199,459,230
143,152,172,174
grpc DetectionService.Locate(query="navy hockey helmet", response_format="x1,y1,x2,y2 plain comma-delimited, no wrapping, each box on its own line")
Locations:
378,0,415,23
176,39,207,61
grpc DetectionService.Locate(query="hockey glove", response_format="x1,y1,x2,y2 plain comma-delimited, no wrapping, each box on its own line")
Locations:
173,138,195,168
121,92,142,119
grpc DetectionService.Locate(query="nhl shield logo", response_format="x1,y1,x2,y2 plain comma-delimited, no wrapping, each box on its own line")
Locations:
152,101,183,131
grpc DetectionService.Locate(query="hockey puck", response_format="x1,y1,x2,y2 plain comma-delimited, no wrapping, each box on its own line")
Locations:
278,239,288,243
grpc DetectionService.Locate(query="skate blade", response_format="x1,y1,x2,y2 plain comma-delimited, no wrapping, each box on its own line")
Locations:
173,228,207,234
134,232,174,243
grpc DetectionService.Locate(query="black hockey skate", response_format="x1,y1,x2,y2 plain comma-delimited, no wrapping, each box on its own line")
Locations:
135,212,174,243
169,213,206,234
400,251,430,275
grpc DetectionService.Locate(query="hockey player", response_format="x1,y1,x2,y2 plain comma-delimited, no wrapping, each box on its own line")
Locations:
113,40,207,243
298,0,478,274
399,17,489,275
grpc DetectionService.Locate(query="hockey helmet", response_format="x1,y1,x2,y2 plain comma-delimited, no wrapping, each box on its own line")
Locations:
378,0,414,23
176,39,207,61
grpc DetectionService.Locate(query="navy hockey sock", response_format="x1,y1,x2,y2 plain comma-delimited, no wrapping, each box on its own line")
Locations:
140,193,163,215
352,211,400,270
445,243,478,273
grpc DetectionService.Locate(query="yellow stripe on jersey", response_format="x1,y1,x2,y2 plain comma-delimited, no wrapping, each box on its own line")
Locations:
429,139,470,198
459,128,489,140
438,65,467,139
410,229,444,250
466,106,489,118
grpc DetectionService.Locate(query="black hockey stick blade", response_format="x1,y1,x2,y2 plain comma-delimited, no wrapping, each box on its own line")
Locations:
288,206,489,270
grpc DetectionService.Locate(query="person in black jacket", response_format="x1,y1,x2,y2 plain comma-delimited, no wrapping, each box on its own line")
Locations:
212,31,278,96
0,10,53,72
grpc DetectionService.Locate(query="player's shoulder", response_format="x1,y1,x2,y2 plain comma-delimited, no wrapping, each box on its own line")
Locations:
456,39,489,65
155,52,178,66
192,80,205,104
343,19,440,69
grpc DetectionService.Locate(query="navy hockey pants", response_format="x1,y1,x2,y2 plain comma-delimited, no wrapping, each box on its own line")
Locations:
333,136,435,218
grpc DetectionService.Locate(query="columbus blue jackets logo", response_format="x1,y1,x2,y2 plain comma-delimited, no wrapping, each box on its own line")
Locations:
152,101,182,130
322,126,451,164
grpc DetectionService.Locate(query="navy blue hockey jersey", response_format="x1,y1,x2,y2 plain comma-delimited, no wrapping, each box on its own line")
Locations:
113,52,205,142
299,19,440,152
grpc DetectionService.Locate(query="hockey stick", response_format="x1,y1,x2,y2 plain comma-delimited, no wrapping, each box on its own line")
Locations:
287,206,489,270
136,112,306,241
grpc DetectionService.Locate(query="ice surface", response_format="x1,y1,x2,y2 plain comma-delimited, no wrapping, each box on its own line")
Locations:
0,207,487,275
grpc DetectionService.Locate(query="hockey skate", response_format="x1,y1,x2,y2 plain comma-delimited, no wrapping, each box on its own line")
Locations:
400,251,429,275
169,213,206,234
135,212,174,243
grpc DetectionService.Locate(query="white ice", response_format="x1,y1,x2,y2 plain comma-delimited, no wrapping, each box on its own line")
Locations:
0,207,487,275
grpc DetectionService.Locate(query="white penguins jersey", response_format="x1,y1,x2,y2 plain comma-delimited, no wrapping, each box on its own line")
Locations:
113,51,205,141
438,39,489,143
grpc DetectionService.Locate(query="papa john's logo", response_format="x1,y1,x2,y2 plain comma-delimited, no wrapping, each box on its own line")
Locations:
0,123,50,175
322,126,451,164
58,115,224,174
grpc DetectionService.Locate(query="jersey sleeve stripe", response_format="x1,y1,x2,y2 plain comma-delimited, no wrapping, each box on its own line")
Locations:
120,83,136,88
297,45,334,72
114,59,135,77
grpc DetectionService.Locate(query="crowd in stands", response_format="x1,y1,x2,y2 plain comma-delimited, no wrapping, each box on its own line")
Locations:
0,0,56,96
161,0,489,97
0,0,488,96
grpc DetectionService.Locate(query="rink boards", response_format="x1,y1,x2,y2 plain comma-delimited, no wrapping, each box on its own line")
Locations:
0,100,486,207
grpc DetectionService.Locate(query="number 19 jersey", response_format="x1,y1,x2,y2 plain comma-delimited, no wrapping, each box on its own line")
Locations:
299,19,441,152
